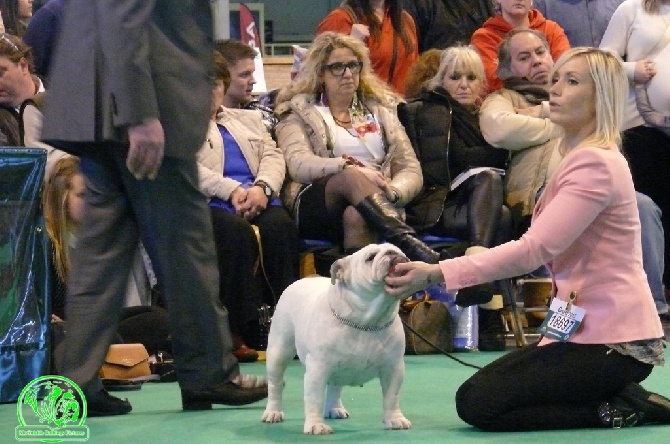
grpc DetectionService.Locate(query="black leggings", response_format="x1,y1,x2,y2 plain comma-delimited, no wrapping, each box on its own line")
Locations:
431,170,511,247
456,342,653,431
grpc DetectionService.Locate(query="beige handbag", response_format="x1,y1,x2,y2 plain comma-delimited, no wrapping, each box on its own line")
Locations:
399,292,454,355
99,344,152,381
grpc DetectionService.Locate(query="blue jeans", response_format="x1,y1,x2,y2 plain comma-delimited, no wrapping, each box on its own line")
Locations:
637,192,666,314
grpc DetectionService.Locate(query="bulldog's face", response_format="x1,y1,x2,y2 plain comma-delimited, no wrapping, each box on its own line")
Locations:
330,244,408,295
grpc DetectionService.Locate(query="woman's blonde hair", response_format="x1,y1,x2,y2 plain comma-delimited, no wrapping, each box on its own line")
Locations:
643,0,663,13
42,156,81,282
427,45,486,92
275,31,398,112
551,47,628,150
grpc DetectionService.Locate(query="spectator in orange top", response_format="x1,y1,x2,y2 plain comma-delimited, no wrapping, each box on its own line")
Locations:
470,0,570,93
317,0,418,95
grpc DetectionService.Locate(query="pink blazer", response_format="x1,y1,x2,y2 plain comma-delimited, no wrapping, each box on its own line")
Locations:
440,145,663,344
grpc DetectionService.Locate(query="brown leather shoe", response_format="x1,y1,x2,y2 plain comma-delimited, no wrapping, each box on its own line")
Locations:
232,334,259,363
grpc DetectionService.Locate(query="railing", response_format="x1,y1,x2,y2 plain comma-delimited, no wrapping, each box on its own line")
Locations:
264,42,312,57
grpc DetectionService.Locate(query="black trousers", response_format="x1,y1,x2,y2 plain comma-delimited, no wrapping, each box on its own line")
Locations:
210,205,300,334
456,342,653,431
622,126,670,287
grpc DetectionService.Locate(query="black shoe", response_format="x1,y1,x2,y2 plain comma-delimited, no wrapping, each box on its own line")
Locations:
478,308,506,351
455,283,494,307
86,389,132,417
181,381,268,410
597,401,641,428
611,382,670,425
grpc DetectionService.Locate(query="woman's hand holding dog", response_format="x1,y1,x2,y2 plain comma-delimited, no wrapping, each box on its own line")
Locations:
385,261,444,298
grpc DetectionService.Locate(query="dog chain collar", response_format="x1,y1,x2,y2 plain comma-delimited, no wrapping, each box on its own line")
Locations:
330,305,394,332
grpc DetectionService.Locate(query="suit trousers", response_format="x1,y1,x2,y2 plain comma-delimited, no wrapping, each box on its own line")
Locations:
455,342,652,431
62,148,239,394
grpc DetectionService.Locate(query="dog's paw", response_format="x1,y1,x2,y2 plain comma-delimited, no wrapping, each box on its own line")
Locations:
325,407,350,419
304,422,333,435
384,416,412,430
261,410,285,423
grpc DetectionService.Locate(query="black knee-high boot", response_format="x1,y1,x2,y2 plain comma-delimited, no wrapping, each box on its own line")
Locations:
355,193,439,263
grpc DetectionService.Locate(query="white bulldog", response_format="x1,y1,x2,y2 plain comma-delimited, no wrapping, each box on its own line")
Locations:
261,244,411,435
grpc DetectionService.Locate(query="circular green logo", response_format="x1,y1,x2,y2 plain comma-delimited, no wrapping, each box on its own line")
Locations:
15,375,89,442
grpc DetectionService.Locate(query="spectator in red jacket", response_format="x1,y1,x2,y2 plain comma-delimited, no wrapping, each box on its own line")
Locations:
317,0,418,95
470,0,570,93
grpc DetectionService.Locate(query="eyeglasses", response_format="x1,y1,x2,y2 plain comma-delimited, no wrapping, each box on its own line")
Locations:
323,60,363,77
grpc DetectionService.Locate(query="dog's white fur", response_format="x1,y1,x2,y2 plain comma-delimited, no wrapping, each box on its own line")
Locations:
261,244,411,435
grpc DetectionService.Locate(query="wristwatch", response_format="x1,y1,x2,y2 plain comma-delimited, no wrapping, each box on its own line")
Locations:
254,181,273,198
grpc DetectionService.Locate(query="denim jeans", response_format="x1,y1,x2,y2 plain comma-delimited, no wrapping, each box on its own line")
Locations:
637,192,666,314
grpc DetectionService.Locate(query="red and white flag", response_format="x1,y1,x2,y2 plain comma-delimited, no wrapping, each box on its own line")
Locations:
239,3,261,49
239,3,266,93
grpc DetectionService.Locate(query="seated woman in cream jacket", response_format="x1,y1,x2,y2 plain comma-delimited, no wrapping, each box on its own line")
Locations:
274,32,439,264
196,52,300,362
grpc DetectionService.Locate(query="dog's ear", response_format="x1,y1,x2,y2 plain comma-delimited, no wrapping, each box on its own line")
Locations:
330,257,349,285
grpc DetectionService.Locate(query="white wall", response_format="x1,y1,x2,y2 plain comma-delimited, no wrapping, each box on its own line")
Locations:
246,0,339,42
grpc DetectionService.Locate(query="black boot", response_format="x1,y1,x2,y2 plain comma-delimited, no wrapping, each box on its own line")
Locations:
355,193,439,263
477,307,506,351
455,246,494,306
455,283,495,307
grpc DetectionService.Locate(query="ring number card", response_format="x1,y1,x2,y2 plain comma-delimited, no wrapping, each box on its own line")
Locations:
538,295,585,342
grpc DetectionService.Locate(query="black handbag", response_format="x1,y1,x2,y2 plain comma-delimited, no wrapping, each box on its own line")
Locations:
399,292,454,355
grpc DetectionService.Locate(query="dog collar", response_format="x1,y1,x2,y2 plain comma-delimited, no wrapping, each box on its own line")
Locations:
330,305,395,332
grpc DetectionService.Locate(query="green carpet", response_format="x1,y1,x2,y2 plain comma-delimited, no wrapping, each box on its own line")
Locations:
2,352,670,443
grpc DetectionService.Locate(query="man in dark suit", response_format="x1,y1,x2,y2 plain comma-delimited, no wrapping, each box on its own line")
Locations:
41,0,267,416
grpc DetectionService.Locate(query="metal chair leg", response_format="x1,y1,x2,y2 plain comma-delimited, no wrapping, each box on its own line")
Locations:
499,278,527,347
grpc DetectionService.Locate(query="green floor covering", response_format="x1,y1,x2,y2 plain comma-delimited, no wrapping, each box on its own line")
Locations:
2,352,670,443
